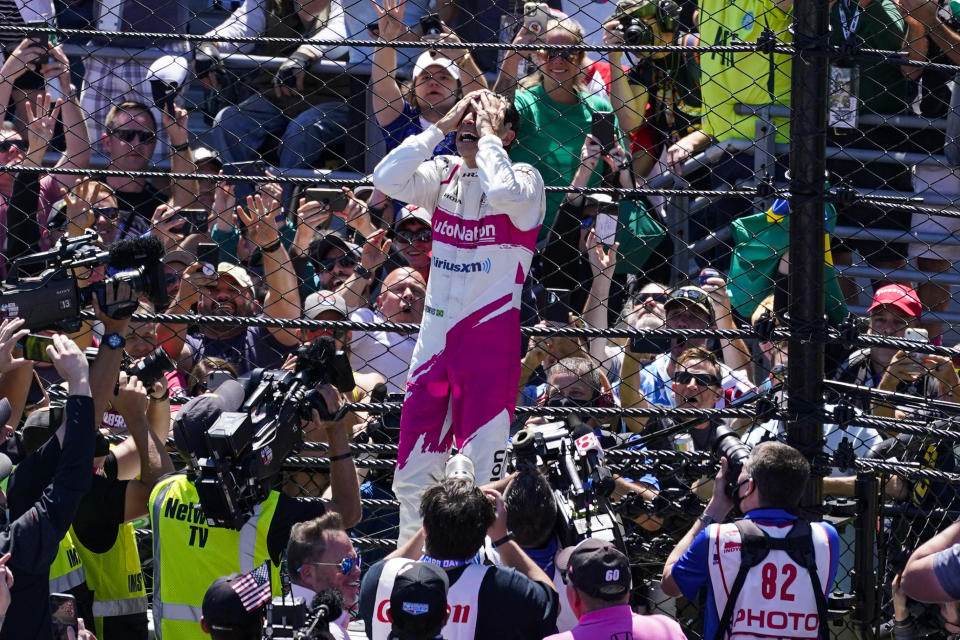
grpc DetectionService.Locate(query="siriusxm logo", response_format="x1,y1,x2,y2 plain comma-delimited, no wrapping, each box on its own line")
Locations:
434,219,496,243
433,257,492,274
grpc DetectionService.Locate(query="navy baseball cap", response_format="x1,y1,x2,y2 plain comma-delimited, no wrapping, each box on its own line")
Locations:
389,562,449,640
173,379,245,456
556,538,632,600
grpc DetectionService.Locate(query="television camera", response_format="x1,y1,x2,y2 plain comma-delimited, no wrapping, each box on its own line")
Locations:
265,589,344,640
509,416,625,550
184,338,355,529
0,232,168,331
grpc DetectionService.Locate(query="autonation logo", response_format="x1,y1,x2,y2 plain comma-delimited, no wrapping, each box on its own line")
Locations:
433,257,492,274
434,219,496,243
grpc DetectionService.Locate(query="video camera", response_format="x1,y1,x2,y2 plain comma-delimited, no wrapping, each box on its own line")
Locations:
187,338,355,529
265,589,344,640
612,0,679,46
0,232,168,331
510,417,624,549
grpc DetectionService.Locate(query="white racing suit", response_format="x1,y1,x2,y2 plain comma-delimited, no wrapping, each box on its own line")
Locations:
373,126,545,541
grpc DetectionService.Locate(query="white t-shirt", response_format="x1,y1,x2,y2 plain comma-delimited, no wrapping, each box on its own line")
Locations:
348,307,418,394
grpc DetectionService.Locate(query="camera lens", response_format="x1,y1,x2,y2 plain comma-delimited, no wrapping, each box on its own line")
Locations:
127,347,176,386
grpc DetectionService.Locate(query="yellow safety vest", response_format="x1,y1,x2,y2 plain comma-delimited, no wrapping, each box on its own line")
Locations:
72,522,148,637
149,474,282,640
49,530,86,594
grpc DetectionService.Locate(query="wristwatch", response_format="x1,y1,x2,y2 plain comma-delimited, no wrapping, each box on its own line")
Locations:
698,513,718,527
354,264,373,279
103,333,126,350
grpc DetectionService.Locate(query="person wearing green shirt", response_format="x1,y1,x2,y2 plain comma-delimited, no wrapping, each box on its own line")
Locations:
505,16,625,292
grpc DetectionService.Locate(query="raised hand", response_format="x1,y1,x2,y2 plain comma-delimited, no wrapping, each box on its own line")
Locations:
372,0,407,41
585,227,619,279
46,334,90,393
360,228,392,272
474,91,508,137
0,318,29,373
110,373,150,424
24,92,62,153
237,193,282,249
0,39,46,84
579,134,603,172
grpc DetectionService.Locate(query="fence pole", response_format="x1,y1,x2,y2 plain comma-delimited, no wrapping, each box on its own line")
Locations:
787,0,829,510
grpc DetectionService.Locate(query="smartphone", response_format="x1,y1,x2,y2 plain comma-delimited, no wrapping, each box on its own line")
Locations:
196,242,220,276
591,111,617,154
221,160,267,177
174,208,209,235
366,21,380,36
420,13,444,36
305,188,349,212
543,288,573,324
21,334,54,363
699,267,721,286
628,334,672,355
523,2,551,35
904,327,929,361
24,21,52,64
594,201,618,246
50,593,78,640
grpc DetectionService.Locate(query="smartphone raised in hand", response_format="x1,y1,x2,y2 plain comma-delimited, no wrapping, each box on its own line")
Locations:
173,208,209,235
21,333,54,363
420,13,444,36
305,188,349,213
50,593,78,640
591,111,617,154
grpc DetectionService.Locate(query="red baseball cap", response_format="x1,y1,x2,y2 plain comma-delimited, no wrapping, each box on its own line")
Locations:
867,284,922,318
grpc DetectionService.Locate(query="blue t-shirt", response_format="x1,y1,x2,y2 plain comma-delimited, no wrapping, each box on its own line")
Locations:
934,543,960,600
380,101,457,156
671,508,840,640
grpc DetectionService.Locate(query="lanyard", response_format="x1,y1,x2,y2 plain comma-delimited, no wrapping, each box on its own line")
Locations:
837,0,863,43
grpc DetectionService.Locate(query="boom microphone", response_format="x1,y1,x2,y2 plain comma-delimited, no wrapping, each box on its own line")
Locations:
107,236,165,270
309,589,343,625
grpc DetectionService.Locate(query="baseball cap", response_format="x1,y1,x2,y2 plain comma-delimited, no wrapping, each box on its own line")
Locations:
664,286,715,325
394,205,433,229
304,290,348,320
202,573,265,634
173,379,246,456
192,145,222,168
556,538,631,600
413,51,461,82
217,262,255,292
868,284,922,318
308,231,360,264
162,249,196,267
388,562,450,640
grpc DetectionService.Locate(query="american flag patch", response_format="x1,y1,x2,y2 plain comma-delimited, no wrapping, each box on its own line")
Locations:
231,561,272,612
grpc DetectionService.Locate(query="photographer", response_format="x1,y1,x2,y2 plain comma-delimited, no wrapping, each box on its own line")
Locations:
661,443,840,640
149,379,360,640
0,331,95,639
359,479,560,640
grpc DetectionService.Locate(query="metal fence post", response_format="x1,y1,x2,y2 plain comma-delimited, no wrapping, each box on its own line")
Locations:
787,0,829,510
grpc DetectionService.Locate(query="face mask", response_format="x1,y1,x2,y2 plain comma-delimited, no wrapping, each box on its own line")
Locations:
730,478,752,513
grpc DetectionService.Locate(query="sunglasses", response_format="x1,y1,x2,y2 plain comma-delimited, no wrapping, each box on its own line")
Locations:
675,371,721,387
0,139,26,152
670,289,711,305
395,229,432,244
109,128,157,144
538,50,579,62
305,327,348,341
93,207,119,220
303,555,362,576
315,256,358,273
636,293,668,304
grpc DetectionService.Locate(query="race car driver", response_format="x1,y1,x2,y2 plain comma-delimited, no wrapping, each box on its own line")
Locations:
373,90,546,541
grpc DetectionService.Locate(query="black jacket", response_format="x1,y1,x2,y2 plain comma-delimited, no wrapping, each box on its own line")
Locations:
0,395,94,640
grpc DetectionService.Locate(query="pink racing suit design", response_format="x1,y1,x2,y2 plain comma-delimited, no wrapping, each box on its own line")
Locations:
373,126,545,541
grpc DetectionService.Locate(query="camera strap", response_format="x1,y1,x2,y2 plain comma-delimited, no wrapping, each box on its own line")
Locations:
713,519,829,640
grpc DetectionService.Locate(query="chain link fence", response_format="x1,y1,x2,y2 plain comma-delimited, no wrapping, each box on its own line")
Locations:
3,0,960,637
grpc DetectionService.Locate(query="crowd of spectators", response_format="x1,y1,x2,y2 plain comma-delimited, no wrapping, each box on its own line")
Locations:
1,0,960,638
